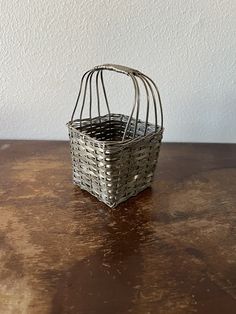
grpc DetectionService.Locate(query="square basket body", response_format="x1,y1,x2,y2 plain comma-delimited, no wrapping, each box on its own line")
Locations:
68,113,163,207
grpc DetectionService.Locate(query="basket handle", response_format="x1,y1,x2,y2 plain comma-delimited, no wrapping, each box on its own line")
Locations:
70,64,163,140
94,64,142,76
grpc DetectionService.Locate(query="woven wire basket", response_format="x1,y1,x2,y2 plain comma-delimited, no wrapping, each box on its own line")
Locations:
67,64,163,208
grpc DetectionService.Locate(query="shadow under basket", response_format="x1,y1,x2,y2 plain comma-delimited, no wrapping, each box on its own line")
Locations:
68,113,163,208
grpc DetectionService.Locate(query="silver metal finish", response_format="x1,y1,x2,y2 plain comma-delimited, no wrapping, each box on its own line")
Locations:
67,64,164,207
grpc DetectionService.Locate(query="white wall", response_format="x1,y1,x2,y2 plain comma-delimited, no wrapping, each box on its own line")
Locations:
0,0,235,142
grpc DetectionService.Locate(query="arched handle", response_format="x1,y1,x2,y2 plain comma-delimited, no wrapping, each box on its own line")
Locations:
94,64,142,76
70,64,163,140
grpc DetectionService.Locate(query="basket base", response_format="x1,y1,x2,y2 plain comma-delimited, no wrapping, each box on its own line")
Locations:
73,180,152,208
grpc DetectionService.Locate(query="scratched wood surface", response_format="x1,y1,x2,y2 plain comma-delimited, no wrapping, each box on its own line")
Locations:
0,141,235,314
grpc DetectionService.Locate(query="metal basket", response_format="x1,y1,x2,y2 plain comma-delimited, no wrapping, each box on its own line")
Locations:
67,64,164,208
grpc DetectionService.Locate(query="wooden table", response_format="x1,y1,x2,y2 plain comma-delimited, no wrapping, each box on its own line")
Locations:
0,141,235,314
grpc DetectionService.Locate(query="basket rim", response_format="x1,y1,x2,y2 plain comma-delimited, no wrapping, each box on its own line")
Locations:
67,113,163,146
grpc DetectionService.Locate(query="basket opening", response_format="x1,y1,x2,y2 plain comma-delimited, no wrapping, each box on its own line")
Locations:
69,114,157,142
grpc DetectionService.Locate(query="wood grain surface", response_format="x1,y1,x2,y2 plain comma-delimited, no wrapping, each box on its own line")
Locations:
0,141,235,314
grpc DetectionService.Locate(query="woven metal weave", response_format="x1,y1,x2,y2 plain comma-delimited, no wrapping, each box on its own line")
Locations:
67,64,164,207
